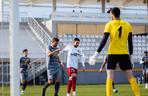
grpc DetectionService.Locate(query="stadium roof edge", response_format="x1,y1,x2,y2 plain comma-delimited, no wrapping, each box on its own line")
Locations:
3,0,147,6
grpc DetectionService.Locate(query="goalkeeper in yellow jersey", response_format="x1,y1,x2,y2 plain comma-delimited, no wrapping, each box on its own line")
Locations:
89,7,140,96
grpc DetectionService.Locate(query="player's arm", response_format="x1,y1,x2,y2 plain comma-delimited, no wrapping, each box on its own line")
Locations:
48,49,60,57
141,57,148,64
20,58,23,72
88,33,110,65
28,58,31,68
97,22,111,53
100,60,107,72
128,33,133,55
143,57,148,62
60,45,69,53
58,45,69,71
89,22,110,65
128,32,134,67
57,55,66,72
97,33,110,53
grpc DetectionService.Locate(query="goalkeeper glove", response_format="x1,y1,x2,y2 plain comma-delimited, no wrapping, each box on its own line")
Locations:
88,52,99,65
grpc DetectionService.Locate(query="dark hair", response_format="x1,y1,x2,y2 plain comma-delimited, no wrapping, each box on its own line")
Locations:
23,49,28,53
144,51,148,54
107,7,120,18
74,38,80,42
52,37,59,42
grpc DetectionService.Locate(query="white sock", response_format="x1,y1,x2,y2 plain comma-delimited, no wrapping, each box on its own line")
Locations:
67,93,70,96
145,83,148,89
20,90,24,94
73,91,76,96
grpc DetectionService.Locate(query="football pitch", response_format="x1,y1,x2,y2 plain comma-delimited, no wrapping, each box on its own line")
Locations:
0,84,148,96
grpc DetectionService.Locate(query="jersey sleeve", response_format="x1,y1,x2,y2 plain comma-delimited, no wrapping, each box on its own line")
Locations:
128,23,132,33
48,46,52,52
97,33,110,53
62,45,70,52
104,22,111,33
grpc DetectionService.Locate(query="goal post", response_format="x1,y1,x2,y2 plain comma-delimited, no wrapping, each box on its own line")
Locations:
9,0,20,96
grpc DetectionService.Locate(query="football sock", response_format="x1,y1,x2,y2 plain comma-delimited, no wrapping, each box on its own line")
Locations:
129,77,140,96
67,79,72,93
22,81,27,91
42,82,50,96
112,82,115,89
72,76,77,92
54,82,60,96
106,78,113,96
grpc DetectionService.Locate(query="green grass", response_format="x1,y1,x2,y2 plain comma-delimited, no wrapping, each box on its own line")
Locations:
0,84,148,96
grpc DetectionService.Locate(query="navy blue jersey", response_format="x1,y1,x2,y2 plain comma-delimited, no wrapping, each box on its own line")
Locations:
141,56,148,69
48,45,60,69
20,57,30,72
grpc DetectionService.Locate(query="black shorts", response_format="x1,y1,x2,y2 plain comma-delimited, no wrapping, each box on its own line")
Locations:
107,54,132,71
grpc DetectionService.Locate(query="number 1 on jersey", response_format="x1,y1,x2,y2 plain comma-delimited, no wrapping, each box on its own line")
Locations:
118,26,122,38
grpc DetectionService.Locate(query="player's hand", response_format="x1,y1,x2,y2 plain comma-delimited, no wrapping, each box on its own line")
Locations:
62,67,67,72
54,49,60,53
52,49,60,57
60,63,66,72
88,52,99,65
100,68,103,72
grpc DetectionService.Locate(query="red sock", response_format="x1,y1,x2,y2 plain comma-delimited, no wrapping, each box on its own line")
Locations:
67,80,72,93
72,76,77,91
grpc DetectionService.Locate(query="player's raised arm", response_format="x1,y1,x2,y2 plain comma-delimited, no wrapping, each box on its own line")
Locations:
47,48,60,57
60,45,70,53
58,45,70,71
28,58,31,68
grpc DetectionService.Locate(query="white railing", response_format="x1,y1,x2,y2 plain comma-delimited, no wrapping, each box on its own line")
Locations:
27,57,46,81
25,14,52,47
22,26,46,52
